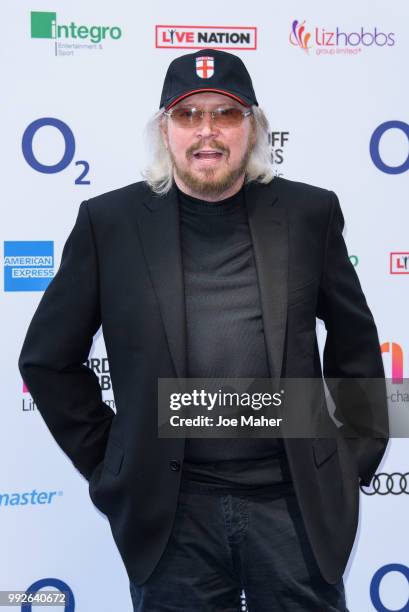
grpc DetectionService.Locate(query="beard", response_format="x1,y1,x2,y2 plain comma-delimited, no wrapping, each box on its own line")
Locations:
170,138,254,199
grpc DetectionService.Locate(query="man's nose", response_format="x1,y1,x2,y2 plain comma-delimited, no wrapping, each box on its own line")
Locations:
195,112,220,138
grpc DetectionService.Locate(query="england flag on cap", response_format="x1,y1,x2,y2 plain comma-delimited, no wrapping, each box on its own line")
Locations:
195,56,214,79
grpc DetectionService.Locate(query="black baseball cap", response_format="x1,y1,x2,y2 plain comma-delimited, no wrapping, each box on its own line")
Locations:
159,49,258,110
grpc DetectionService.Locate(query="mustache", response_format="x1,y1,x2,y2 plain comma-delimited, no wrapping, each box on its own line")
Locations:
186,141,230,157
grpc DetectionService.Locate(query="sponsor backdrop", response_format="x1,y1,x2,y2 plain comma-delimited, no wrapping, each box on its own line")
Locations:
2,0,408,610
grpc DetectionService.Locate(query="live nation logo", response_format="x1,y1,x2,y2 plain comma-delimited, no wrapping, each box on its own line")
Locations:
155,25,257,50
390,252,409,274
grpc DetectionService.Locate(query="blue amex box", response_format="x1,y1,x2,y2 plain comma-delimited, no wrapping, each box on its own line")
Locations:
4,241,54,292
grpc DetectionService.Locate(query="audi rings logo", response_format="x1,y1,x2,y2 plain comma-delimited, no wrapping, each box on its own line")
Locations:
361,472,409,495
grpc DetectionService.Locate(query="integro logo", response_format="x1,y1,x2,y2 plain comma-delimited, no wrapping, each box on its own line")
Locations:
30,11,122,56
290,19,395,55
0,488,62,507
155,25,257,50
390,253,409,274
4,241,54,292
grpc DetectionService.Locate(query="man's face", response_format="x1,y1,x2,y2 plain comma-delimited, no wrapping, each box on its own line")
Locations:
161,92,255,200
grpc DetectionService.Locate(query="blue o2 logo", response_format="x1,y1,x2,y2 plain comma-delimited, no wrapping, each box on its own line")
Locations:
22,578,74,611
370,121,409,174
370,564,409,611
22,118,90,184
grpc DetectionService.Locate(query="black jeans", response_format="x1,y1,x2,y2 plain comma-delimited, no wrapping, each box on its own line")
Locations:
129,481,349,611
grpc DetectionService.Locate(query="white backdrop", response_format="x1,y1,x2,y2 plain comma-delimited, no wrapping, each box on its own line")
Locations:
2,1,409,610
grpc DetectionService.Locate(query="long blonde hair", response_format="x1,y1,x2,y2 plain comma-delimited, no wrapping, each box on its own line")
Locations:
142,105,274,195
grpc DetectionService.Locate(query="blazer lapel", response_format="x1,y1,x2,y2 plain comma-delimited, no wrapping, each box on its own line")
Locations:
136,179,288,384
244,180,288,382
137,185,187,380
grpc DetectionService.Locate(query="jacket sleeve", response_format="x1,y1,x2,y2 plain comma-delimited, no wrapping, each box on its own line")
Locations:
316,190,389,485
18,201,115,481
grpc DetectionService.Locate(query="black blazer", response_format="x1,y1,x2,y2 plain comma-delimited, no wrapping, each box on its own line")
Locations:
18,176,388,585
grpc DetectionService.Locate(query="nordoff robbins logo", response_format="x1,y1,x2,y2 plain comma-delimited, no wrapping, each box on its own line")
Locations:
30,11,122,44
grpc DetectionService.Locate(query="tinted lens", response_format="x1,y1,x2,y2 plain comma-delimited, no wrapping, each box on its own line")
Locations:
213,108,245,127
170,107,246,127
170,108,199,126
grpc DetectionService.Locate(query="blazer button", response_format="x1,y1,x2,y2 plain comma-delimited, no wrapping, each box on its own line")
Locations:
169,459,181,471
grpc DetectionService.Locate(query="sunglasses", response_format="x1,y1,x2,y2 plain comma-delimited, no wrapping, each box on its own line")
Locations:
163,106,253,128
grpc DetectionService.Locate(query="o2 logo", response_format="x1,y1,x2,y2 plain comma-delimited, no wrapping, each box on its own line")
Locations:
370,121,409,174
370,564,409,611
22,118,90,185
21,578,74,610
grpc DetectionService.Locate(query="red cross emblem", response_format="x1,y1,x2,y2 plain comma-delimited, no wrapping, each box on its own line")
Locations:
195,56,214,79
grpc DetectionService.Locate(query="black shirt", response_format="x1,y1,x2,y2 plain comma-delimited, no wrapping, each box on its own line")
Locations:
177,184,291,494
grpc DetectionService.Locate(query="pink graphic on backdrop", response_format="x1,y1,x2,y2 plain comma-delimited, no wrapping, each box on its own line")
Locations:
381,342,404,384
289,20,311,52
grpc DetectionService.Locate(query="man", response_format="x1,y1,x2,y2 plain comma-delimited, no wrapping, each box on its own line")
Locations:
19,49,388,611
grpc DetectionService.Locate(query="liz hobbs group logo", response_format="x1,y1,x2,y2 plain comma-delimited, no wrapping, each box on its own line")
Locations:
30,11,122,56
290,19,396,55
155,25,257,50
